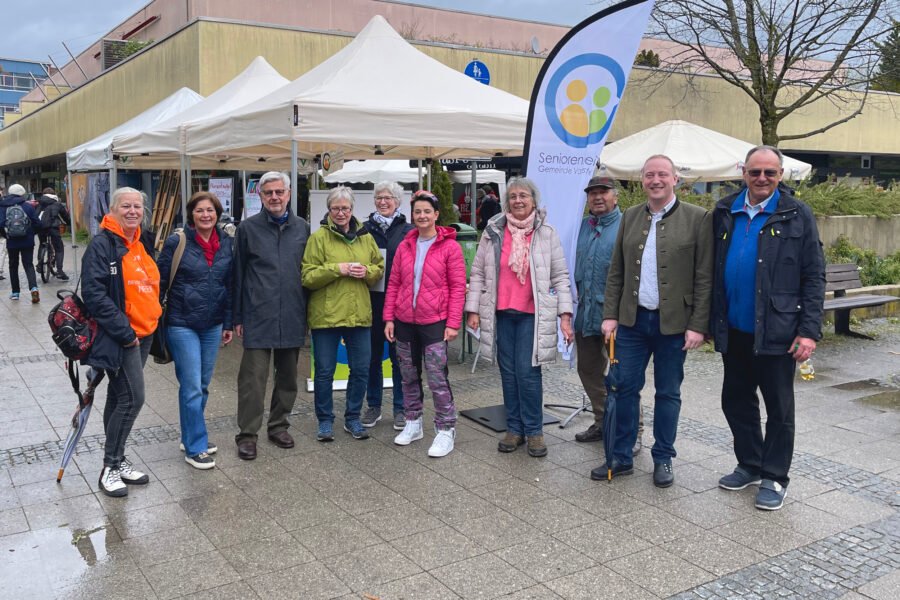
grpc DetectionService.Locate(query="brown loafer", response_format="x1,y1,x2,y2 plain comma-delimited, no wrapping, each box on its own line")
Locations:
237,439,257,460
268,430,295,449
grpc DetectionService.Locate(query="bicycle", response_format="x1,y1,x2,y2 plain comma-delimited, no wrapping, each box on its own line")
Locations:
36,233,59,283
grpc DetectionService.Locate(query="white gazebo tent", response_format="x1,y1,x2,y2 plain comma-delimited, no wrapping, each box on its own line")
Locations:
596,120,812,181
182,15,529,211
324,159,508,194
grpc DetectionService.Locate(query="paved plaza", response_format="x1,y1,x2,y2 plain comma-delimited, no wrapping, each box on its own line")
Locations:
0,252,898,599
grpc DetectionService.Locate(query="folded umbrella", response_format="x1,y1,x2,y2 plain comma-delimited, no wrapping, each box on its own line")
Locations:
602,333,619,482
57,361,105,483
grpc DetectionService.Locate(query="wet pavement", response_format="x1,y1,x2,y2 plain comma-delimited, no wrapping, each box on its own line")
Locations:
1,250,898,599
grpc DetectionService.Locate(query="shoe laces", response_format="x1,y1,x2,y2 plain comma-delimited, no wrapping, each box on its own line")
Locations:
103,467,123,486
119,458,135,476
195,452,210,461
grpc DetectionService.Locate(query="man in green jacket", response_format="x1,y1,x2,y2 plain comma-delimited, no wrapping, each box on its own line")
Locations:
593,155,713,488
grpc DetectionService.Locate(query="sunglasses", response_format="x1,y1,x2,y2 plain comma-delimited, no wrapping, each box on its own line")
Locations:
746,169,780,178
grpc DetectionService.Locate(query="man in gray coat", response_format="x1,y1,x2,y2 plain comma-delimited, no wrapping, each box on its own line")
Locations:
233,172,310,460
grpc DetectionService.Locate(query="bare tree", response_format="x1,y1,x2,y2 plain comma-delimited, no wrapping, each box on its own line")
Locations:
597,1,896,146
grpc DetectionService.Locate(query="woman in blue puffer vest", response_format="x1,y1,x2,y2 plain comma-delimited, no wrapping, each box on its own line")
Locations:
156,191,234,470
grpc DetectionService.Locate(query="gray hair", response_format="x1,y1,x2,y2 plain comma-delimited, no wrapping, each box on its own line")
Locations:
745,145,784,166
259,171,290,189
110,186,144,211
326,186,355,209
504,176,541,212
373,181,403,206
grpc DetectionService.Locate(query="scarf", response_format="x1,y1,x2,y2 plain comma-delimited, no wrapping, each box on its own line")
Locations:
195,229,220,266
372,211,398,232
505,210,536,284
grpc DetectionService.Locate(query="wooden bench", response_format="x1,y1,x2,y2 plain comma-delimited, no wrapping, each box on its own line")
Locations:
823,263,899,338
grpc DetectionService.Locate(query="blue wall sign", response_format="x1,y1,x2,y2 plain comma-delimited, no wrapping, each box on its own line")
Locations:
464,60,490,85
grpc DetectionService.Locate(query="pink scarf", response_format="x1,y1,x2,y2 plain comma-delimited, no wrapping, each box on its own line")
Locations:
505,210,536,284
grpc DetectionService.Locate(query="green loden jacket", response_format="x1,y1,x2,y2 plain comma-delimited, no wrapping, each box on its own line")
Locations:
603,199,713,335
302,216,385,329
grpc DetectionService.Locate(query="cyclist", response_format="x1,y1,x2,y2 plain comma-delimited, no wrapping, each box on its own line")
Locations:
38,187,71,281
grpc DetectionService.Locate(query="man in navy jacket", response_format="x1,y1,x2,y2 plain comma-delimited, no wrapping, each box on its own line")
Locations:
0,183,42,302
710,145,825,511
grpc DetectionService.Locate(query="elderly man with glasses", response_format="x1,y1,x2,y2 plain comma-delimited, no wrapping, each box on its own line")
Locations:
710,146,825,510
232,171,311,460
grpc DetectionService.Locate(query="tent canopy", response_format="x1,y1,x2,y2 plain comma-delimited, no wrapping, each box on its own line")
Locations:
324,159,508,197
111,57,289,170
596,120,812,181
183,15,529,162
66,87,204,172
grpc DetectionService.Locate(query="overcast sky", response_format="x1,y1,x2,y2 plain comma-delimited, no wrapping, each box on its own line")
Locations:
0,0,602,64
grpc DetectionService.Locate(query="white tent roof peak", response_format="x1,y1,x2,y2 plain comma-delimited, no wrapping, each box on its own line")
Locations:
66,87,204,171
597,120,812,181
184,15,528,161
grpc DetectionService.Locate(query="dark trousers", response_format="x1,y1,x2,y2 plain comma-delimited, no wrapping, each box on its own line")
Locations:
8,246,37,293
721,329,796,487
575,332,645,433
366,293,403,413
236,347,300,441
103,337,151,468
395,320,456,429
40,230,65,272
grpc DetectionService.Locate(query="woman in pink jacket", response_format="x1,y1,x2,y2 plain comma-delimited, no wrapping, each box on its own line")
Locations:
384,191,467,457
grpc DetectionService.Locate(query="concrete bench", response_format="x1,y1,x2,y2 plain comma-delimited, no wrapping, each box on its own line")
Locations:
823,263,899,338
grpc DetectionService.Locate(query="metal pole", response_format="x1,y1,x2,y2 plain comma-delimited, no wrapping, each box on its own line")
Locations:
28,73,50,102
470,160,477,228
48,55,73,88
39,64,63,98
240,170,246,219
417,160,423,189
181,155,191,227
62,42,88,83
67,171,79,281
291,140,298,215
426,161,432,190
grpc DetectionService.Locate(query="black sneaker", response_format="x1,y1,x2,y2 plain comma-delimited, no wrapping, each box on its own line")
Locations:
653,462,675,488
590,462,634,480
574,423,603,443
57,272,70,281
185,452,215,470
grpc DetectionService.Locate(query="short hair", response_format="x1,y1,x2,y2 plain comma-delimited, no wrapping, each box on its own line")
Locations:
373,181,403,206
481,185,494,194
42,187,56,195
110,187,143,211
326,186,355,209
641,154,678,176
259,171,290,189
745,145,784,166
411,190,440,212
187,191,223,227
504,177,541,211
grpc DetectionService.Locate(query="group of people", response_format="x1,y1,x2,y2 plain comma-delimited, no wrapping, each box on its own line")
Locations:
0,184,71,302
81,145,824,513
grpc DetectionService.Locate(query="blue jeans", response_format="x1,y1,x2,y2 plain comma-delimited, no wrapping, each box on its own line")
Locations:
312,327,371,424
168,325,222,456
495,311,543,436
613,308,686,465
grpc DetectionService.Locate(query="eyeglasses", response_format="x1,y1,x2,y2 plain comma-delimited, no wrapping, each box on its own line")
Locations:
329,206,352,214
746,168,781,178
261,189,287,197
374,195,395,202
508,192,532,200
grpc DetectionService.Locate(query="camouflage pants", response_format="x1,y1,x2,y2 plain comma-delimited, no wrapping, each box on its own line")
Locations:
395,320,456,430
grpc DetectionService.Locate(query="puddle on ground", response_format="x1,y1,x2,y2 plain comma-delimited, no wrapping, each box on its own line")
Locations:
832,379,885,391
853,390,900,411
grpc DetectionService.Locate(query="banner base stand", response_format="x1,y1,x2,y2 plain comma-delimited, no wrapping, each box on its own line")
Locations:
460,405,560,432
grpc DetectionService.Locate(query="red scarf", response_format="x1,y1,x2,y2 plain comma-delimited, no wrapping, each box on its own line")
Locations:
195,229,219,266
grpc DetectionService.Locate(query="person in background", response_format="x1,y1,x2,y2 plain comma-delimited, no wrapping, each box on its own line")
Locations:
0,183,41,302
37,187,72,280
465,177,573,458
81,187,161,497
233,172,309,461
478,184,501,230
361,181,413,431
384,190,467,457
302,186,384,442
157,191,234,470
711,145,825,510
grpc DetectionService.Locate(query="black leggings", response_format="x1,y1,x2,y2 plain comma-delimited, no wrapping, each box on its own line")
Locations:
7,246,37,293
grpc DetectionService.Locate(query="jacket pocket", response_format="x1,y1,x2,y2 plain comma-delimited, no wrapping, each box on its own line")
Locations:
766,294,801,347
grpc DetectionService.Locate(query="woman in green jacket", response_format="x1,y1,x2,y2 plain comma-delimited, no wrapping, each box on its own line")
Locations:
302,187,384,442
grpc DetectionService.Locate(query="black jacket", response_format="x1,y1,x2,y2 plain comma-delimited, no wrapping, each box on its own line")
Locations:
710,188,826,355
363,212,413,289
232,209,310,349
81,229,157,371
0,195,41,250
38,194,71,229
158,227,234,332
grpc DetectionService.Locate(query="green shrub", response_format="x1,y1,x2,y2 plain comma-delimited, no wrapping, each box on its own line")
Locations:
826,235,900,286
793,178,900,218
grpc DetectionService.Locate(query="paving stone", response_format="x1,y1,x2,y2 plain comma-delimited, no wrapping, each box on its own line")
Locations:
494,534,596,582
606,546,715,597
142,549,240,600
123,523,214,567
0,507,28,536
431,552,534,599
219,531,316,578
452,510,540,552
323,542,422,592
663,530,766,577
360,571,461,600
246,560,350,600
291,515,383,559
390,524,486,570
551,520,651,564
543,565,656,600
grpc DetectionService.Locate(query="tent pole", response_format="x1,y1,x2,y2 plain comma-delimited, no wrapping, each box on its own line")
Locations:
291,140,298,215
417,160,423,189
240,170,246,219
181,155,191,228
67,171,79,281
426,161,432,191
470,160,477,228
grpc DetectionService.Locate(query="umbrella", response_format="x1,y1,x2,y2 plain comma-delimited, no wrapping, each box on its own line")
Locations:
56,361,105,483
602,333,619,482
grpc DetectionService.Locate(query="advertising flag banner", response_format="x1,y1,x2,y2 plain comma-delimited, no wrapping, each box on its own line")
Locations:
524,0,655,303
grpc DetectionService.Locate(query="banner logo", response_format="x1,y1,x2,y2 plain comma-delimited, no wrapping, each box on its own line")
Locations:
544,54,626,148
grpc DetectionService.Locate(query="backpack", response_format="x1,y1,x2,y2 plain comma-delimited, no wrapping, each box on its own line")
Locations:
48,289,98,361
38,206,53,229
5,203,30,238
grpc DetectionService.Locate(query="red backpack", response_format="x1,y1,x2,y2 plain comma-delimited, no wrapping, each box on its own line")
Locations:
48,289,98,361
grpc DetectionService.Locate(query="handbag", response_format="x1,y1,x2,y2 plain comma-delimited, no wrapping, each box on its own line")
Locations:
150,231,187,364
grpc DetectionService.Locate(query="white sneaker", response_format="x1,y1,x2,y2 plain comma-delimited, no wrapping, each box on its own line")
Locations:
98,467,127,497
428,428,456,458
394,417,424,446
119,457,150,484
185,452,216,470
